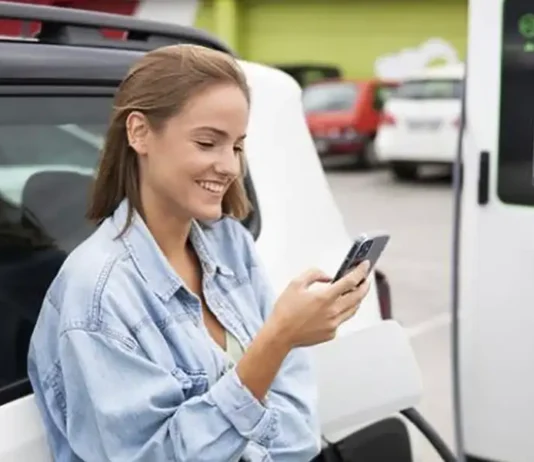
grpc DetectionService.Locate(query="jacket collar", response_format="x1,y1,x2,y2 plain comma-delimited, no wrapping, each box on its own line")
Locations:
111,199,233,302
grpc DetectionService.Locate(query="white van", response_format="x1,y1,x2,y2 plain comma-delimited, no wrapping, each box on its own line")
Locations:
0,2,422,461
375,63,464,180
453,0,534,460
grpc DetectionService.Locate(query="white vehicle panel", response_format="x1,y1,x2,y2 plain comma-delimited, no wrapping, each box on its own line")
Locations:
458,0,534,460
240,61,381,330
0,397,52,462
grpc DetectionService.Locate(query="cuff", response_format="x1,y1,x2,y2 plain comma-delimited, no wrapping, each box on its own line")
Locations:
209,368,280,447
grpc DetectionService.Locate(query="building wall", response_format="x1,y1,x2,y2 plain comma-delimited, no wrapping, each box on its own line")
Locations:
195,0,467,79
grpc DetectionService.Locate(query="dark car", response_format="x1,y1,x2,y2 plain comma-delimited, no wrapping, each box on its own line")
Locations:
274,63,342,88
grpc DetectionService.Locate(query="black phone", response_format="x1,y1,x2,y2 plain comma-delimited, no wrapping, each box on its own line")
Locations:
332,233,390,283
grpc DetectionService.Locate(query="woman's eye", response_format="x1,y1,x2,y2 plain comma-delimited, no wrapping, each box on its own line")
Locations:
234,146,243,155
196,141,215,149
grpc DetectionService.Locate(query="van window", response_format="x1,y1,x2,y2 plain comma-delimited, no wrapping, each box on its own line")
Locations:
0,94,260,404
393,79,463,100
496,36,534,206
302,82,358,113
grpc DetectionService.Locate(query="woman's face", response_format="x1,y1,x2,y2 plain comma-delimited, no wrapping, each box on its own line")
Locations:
128,83,249,222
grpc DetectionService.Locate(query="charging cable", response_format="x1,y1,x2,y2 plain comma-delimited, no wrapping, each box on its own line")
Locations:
321,408,457,462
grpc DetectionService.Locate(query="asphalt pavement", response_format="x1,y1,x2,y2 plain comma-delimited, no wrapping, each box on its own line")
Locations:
325,166,454,462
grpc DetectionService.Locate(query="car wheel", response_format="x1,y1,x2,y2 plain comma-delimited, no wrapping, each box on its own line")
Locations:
391,162,418,181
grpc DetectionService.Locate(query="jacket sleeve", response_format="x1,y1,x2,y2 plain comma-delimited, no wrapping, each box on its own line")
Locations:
58,326,279,462
239,225,322,461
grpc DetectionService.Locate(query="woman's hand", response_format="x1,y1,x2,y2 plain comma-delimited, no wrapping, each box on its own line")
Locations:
268,261,371,348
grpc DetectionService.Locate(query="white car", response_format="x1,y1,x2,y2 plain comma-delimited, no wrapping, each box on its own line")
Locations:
375,63,464,180
0,3,423,461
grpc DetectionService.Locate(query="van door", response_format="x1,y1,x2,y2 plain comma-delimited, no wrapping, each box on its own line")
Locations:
458,0,534,460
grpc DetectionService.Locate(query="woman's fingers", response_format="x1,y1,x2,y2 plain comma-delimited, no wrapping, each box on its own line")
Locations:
334,278,371,318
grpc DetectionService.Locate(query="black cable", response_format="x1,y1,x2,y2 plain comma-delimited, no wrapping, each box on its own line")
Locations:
320,408,457,462
401,408,457,462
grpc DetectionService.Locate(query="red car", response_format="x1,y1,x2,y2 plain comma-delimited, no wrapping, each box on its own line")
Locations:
303,78,398,168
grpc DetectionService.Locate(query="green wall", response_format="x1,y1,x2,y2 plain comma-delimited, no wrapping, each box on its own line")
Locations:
195,0,467,79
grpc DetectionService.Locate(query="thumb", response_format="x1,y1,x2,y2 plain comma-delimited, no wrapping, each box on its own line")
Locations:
294,268,332,288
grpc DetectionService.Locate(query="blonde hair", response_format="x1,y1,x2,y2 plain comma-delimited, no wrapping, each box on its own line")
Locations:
87,44,251,234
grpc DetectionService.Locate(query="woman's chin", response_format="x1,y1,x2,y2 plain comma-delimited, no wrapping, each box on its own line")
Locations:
193,204,224,222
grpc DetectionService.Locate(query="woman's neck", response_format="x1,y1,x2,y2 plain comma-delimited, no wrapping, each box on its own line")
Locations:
140,192,192,265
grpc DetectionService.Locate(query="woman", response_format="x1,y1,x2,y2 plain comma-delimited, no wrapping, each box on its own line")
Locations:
27,44,370,462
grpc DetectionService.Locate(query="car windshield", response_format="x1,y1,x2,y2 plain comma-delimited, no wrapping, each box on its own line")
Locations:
302,82,358,113
393,79,463,100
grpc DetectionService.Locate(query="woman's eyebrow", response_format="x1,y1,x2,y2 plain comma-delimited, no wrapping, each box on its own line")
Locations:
193,126,246,140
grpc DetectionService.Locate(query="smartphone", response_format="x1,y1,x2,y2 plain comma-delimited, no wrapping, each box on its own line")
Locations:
332,233,390,283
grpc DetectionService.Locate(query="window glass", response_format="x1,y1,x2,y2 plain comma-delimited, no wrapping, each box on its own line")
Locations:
497,6,534,206
0,96,108,396
393,79,463,100
376,84,397,103
302,82,358,113
0,94,259,401
373,84,398,110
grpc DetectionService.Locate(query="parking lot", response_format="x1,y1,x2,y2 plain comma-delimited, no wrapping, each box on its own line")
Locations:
326,166,455,462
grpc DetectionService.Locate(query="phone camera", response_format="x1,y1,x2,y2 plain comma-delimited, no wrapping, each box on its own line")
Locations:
357,240,372,257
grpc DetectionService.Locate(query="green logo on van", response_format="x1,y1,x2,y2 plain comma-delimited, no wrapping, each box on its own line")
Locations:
519,13,534,39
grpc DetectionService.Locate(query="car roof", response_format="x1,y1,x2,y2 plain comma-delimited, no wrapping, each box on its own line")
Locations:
0,41,144,83
0,1,231,84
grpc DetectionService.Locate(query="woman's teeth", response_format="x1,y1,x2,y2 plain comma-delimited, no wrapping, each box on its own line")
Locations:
197,181,224,193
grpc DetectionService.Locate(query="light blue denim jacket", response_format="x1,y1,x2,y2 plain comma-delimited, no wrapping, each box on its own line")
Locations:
27,199,320,462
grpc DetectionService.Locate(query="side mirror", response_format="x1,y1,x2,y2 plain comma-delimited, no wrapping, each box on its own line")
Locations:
311,320,423,442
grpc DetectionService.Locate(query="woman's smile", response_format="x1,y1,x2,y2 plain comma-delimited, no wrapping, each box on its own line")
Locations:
196,180,227,196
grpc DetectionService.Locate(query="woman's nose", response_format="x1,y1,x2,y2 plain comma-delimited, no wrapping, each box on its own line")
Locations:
216,146,241,176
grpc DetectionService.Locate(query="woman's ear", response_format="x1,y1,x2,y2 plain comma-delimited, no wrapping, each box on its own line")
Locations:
126,111,150,156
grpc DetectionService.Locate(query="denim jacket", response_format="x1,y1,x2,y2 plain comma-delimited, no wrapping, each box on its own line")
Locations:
27,200,320,462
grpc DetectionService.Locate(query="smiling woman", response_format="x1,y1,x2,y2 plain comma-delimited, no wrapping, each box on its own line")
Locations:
26,44,373,462
0,88,260,401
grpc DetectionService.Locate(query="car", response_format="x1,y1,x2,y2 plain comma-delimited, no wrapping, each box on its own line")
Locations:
375,63,464,180
303,78,398,169
273,63,343,88
0,2,422,461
